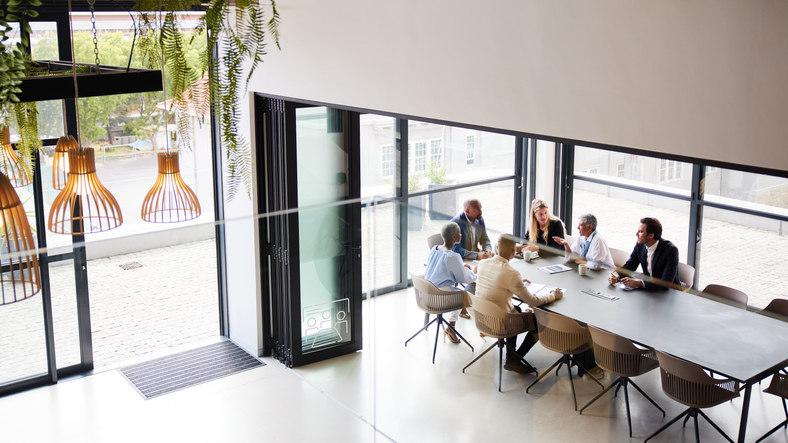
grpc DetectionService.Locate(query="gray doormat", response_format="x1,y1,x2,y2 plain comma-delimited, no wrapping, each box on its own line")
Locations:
119,340,264,399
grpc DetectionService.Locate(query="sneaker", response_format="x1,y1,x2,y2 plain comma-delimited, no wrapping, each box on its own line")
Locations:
586,366,606,380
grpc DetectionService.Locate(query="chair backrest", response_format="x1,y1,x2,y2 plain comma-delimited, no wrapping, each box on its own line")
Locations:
655,350,739,408
471,297,535,339
701,284,748,309
588,325,658,377
426,233,443,250
763,298,788,318
608,247,629,268
764,372,788,399
678,262,695,289
533,308,592,355
411,275,465,314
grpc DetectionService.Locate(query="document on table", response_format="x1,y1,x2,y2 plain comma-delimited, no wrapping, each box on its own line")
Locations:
539,264,572,274
615,282,637,291
526,283,566,298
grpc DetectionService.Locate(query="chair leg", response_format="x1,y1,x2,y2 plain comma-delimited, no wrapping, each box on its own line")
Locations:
462,342,498,373
405,317,439,346
628,379,666,416
566,358,579,410
498,341,503,393
527,356,564,393
645,408,692,442
693,411,700,443
697,409,735,443
683,413,691,427
432,318,441,364
579,377,621,414
756,418,788,442
623,381,633,437
614,381,623,397
570,355,604,389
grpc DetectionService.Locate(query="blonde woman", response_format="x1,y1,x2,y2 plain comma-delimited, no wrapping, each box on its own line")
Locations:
521,199,566,253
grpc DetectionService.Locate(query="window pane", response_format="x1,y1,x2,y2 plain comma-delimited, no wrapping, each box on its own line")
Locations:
0,291,48,384
698,209,787,309
407,121,514,193
360,114,395,198
362,202,397,292
407,180,513,275
574,146,691,195
704,167,788,215
571,184,690,261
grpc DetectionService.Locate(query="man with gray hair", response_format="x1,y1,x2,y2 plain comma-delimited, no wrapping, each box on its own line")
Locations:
450,199,493,260
554,214,614,270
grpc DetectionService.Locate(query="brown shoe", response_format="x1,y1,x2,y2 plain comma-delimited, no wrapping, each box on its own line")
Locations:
504,355,537,374
459,309,471,319
444,323,460,344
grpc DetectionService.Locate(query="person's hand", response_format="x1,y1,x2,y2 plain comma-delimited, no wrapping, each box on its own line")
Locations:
524,244,539,253
574,258,587,265
479,250,493,259
551,288,563,300
515,245,524,253
620,277,642,289
521,278,531,285
608,272,620,285
553,236,566,245
472,265,478,273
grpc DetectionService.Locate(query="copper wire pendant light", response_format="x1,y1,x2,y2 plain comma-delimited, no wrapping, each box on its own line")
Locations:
141,151,201,222
47,0,123,236
48,147,123,235
0,172,41,305
0,126,32,188
52,134,78,190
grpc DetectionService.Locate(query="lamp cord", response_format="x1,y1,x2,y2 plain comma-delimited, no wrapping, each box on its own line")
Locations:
159,0,171,154
67,0,83,147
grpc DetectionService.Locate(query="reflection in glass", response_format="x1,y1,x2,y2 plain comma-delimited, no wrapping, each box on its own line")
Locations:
704,167,788,214
574,146,691,194
360,114,396,199
362,202,396,293
296,108,352,353
0,289,47,384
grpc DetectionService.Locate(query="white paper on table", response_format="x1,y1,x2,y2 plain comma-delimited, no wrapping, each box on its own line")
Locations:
526,283,567,298
615,282,637,291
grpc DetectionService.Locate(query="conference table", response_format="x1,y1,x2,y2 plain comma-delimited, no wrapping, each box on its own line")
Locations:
507,252,788,443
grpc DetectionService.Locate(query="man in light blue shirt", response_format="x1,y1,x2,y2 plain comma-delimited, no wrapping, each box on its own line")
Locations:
425,222,476,343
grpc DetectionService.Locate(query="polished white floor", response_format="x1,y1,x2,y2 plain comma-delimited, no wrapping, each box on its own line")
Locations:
1,289,786,442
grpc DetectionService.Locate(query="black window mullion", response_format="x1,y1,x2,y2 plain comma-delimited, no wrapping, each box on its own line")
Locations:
687,164,705,286
395,118,408,287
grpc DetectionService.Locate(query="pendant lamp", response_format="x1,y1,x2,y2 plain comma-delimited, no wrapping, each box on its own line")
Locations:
0,172,40,305
141,151,201,223
0,126,32,188
52,135,78,190
47,147,123,235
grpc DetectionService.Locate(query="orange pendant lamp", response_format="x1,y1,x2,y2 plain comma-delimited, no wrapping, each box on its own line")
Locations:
0,172,40,305
48,147,123,235
52,135,78,190
141,151,201,223
0,126,32,188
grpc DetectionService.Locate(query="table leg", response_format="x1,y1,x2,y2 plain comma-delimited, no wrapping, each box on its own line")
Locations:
737,383,752,443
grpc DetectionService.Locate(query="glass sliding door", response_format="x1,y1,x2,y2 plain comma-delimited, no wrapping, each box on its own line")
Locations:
258,97,362,366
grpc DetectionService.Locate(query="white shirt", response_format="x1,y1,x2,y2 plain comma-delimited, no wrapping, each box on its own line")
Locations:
569,231,615,270
646,240,659,276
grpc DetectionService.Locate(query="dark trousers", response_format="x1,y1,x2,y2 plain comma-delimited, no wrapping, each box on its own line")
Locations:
505,305,538,359
573,348,597,376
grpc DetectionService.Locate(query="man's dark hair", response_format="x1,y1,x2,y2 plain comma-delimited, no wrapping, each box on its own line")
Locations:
640,217,663,240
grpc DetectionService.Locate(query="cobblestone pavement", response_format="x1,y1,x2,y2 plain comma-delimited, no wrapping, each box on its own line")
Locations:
1,239,219,384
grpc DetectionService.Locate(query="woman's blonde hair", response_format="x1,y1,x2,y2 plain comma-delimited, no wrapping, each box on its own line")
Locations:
528,199,564,243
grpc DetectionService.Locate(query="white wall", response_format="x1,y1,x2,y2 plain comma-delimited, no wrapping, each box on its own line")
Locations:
250,0,788,173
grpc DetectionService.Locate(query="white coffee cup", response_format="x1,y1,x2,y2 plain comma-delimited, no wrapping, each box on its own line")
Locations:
524,251,533,262
578,263,588,276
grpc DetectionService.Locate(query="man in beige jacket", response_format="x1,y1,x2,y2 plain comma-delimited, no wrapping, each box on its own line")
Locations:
475,235,563,373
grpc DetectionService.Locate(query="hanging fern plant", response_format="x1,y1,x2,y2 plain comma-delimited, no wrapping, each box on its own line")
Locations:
135,0,281,200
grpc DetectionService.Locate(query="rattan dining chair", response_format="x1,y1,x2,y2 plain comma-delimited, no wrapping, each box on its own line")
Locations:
701,284,748,309
609,247,629,268
580,326,665,437
678,262,696,290
462,297,537,392
644,350,740,443
526,308,604,410
756,372,788,442
426,233,443,250
763,298,788,318
405,276,473,363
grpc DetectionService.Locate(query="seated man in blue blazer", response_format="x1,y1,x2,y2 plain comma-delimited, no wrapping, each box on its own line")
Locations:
608,217,680,290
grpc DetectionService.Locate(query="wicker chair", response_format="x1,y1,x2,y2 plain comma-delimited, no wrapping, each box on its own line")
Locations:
404,276,473,363
580,326,665,437
678,262,696,290
526,308,604,410
756,372,788,442
609,247,629,268
701,284,748,309
462,297,537,392
644,350,740,443
763,298,788,318
426,233,443,250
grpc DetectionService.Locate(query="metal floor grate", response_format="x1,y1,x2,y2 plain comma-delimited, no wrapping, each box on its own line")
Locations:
119,341,264,399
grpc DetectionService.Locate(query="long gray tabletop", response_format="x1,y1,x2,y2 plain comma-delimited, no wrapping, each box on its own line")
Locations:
509,253,788,385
